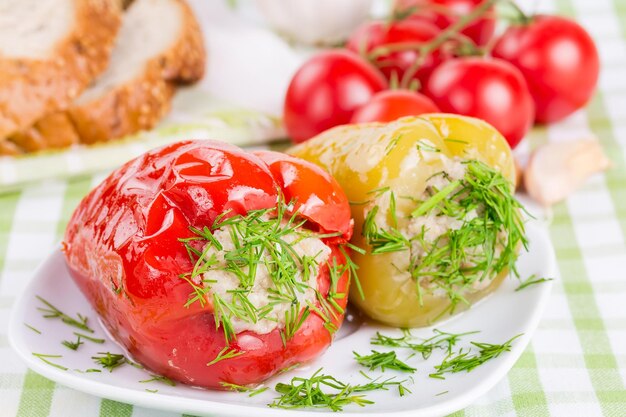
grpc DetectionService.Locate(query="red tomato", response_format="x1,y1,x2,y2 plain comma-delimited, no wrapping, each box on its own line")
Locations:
396,0,496,46
350,90,440,123
346,19,442,87
424,57,534,148
492,15,600,123
63,141,353,389
284,50,388,143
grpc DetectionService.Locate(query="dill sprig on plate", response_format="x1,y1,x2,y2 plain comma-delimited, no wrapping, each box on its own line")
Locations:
178,194,354,345
61,334,83,351
73,332,105,344
220,382,269,397
32,353,67,371
371,328,479,359
24,323,41,334
91,352,126,372
370,329,524,380
429,334,523,379
139,374,176,386
515,274,554,292
269,368,409,411
353,350,416,373
36,295,94,333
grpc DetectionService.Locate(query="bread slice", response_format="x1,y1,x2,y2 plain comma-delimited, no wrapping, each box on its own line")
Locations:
4,0,205,153
0,0,122,139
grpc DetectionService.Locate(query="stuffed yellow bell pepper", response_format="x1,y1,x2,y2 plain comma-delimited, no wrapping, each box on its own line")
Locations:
290,114,525,327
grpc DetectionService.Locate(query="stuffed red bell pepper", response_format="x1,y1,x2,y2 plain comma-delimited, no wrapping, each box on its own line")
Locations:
63,140,354,389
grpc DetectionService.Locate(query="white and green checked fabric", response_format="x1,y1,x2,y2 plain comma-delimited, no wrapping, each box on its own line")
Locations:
1,0,626,415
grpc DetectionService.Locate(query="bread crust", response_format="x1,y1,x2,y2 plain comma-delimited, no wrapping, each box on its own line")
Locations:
156,0,206,84
2,0,206,155
69,69,176,145
0,0,122,139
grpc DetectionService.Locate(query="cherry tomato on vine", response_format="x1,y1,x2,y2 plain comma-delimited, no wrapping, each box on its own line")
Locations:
492,15,600,123
346,19,441,87
350,90,440,123
395,0,496,46
424,57,534,148
284,50,388,143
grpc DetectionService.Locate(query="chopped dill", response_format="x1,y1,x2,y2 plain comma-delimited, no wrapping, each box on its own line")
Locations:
73,332,105,344
353,350,416,373
140,374,176,386
370,329,523,381
36,296,93,333
32,353,67,371
179,194,356,344
360,158,526,313
515,274,554,292
61,335,83,351
270,368,409,411
429,334,523,379
74,368,102,373
220,382,269,397
92,352,126,372
371,328,480,359
24,323,41,334
207,346,244,367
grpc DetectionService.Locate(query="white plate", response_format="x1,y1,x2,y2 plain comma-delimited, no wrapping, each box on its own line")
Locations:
8,222,555,417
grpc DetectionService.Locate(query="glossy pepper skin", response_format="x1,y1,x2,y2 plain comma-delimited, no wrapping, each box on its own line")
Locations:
290,114,516,327
63,141,353,389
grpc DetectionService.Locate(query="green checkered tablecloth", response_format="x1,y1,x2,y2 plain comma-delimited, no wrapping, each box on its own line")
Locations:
2,0,626,415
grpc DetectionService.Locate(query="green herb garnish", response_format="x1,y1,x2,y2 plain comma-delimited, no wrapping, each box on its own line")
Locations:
361,158,526,313
179,195,353,344
92,352,126,372
62,335,83,351
371,328,479,359
73,332,105,344
270,368,408,411
353,350,416,373
429,334,523,379
74,368,102,373
363,202,410,254
207,346,244,367
24,323,41,334
36,296,93,333
515,274,554,292
410,160,526,312
32,353,67,371
220,382,269,397
140,374,176,386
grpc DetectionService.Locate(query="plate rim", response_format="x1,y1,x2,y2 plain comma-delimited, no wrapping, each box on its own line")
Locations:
8,222,556,417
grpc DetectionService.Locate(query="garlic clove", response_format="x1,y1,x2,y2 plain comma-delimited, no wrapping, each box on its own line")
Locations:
524,138,611,206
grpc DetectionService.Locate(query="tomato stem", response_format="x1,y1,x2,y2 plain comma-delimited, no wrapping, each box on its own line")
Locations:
499,0,532,25
399,0,499,89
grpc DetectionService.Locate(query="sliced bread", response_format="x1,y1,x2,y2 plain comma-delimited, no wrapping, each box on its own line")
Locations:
0,0,122,139
4,0,206,154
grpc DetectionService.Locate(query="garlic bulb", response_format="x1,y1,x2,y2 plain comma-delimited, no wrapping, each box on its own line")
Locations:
256,0,373,46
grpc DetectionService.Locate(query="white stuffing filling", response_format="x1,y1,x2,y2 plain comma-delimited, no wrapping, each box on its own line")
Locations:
199,222,331,335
